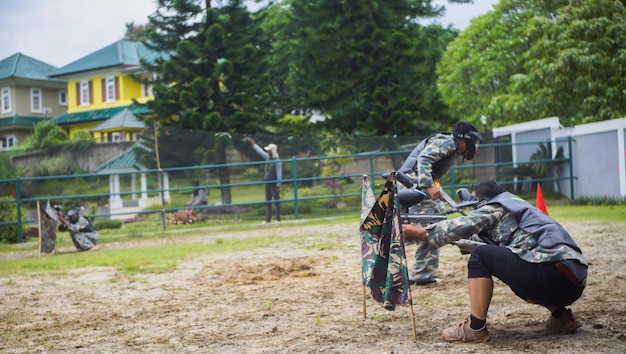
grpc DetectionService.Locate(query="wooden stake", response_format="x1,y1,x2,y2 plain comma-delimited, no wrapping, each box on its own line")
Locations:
36,200,42,258
362,285,367,319
407,283,417,341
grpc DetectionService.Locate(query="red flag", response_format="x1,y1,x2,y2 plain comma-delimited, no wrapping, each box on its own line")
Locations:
536,183,548,215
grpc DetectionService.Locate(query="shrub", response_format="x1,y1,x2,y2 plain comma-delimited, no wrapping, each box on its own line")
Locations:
36,156,78,176
166,210,201,225
94,219,123,230
242,167,261,180
0,196,27,243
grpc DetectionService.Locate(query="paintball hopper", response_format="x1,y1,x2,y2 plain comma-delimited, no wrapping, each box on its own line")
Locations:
455,188,479,209
396,170,429,207
398,188,428,207
380,170,430,207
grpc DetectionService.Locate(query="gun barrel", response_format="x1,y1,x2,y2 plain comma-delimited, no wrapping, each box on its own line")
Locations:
401,213,447,225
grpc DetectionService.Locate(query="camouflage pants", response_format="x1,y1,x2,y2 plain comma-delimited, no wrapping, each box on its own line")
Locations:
70,231,100,251
408,198,445,280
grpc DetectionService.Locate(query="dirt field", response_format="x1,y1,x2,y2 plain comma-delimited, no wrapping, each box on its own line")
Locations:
1,220,625,353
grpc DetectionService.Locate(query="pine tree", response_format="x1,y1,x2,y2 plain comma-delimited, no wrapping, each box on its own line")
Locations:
142,0,272,204
281,0,457,157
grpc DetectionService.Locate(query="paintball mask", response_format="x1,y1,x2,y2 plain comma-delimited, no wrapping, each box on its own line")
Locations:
457,130,483,160
67,209,79,224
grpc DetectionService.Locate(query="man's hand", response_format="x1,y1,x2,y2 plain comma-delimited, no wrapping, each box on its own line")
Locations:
402,224,427,241
425,186,442,200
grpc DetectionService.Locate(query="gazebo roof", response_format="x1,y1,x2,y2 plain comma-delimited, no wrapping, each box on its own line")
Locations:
91,108,145,132
95,142,151,173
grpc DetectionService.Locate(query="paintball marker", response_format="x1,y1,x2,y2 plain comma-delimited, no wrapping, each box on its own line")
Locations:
383,170,487,254
454,238,488,254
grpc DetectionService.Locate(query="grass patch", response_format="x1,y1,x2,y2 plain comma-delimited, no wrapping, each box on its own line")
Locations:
547,204,626,224
0,217,350,278
2,204,624,279
0,233,286,278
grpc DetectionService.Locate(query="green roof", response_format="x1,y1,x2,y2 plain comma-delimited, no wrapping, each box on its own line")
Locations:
0,53,65,82
91,108,146,132
51,105,151,125
95,142,150,172
0,114,51,128
50,40,170,77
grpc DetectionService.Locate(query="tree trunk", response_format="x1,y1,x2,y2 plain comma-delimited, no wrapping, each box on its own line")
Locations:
217,146,232,204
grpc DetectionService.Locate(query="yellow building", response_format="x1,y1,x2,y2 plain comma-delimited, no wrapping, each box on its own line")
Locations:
50,40,168,141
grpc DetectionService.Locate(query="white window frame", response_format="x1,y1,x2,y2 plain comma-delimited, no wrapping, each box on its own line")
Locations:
31,88,43,113
105,76,116,102
1,135,17,150
80,80,90,106
59,90,67,106
141,83,154,98
1,87,11,113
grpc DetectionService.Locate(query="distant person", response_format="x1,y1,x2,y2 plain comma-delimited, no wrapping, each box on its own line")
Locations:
244,135,282,223
59,209,100,252
402,181,587,343
186,180,207,208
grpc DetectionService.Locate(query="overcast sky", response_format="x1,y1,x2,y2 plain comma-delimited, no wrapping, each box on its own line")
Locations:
0,0,499,68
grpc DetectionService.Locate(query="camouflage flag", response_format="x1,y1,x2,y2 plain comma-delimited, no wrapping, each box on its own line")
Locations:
359,173,410,309
40,201,58,254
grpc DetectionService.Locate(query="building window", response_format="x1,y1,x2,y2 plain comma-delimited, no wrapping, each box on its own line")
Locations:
31,88,43,113
2,87,11,113
59,90,67,106
77,80,92,106
105,76,115,102
142,83,154,98
102,76,119,103
1,135,17,150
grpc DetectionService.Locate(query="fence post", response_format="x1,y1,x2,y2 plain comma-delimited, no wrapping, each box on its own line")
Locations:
159,169,166,231
16,177,22,243
448,168,456,198
368,155,376,194
292,157,299,220
568,137,575,199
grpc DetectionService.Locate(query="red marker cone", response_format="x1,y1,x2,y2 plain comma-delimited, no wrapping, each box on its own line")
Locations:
536,183,548,215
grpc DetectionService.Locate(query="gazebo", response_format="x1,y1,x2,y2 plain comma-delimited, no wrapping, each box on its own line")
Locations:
94,142,170,219
90,107,146,143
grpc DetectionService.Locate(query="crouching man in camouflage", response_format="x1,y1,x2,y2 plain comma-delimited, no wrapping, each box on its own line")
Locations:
59,209,100,252
403,181,587,343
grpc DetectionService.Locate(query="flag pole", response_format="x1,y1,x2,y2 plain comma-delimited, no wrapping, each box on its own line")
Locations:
406,279,417,341
400,230,417,340
362,285,367,319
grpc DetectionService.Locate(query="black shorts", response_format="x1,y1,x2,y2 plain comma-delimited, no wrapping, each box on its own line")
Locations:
468,245,584,307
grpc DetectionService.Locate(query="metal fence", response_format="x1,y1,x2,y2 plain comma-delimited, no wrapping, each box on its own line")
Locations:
0,138,575,243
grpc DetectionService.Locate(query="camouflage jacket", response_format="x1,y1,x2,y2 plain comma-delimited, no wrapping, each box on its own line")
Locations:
414,133,458,188
426,200,587,265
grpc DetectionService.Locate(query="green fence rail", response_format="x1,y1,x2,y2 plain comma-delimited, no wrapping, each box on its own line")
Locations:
0,138,574,243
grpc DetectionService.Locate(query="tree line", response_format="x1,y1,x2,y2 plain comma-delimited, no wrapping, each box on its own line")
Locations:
122,0,624,203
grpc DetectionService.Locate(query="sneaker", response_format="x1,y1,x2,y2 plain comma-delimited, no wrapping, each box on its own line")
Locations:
546,309,581,333
383,301,396,311
441,316,491,343
409,277,440,286
261,221,270,224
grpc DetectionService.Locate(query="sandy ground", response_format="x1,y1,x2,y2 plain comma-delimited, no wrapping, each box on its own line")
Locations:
1,220,625,353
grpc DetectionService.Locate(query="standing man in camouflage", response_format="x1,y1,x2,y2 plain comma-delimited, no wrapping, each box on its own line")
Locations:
401,121,482,285
402,181,586,342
